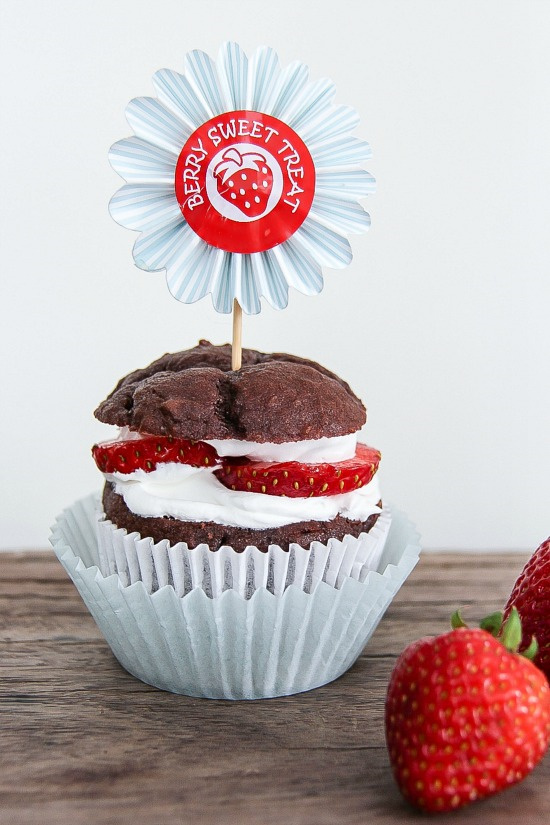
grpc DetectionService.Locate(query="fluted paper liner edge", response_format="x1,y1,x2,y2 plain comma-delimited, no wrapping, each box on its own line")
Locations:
93,496,393,598
50,494,420,699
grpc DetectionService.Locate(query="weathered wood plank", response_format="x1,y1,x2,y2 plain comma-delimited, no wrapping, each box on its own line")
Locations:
1,550,547,825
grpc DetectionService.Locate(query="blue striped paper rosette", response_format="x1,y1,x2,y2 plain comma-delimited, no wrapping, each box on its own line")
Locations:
109,42,375,314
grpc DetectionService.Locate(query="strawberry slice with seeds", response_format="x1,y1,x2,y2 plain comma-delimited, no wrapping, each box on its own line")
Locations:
215,443,381,497
92,435,220,475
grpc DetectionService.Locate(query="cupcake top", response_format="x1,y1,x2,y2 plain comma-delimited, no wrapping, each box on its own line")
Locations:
94,340,366,443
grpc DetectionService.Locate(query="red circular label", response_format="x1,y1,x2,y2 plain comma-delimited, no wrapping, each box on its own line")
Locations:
174,111,315,254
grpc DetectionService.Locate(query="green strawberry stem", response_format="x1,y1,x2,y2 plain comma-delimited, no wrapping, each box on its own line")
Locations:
450,610,468,629
451,607,539,661
480,611,504,636
500,607,523,651
522,635,539,660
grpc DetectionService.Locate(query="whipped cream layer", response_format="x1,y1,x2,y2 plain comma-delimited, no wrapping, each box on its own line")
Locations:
205,433,357,463
108,462,381,530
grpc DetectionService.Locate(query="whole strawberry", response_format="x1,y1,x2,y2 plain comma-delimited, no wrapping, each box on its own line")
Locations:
505,537,550,680
385,609,550,813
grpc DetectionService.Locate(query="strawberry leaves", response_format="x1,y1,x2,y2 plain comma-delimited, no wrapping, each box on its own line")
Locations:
452,608,539,660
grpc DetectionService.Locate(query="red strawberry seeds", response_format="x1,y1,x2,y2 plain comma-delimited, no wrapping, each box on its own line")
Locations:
505,537,550,680
92,435,220,475
385,611,550,813
215,443,381,498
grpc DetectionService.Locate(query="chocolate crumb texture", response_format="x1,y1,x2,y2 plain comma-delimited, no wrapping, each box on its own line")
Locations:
95,340,366,443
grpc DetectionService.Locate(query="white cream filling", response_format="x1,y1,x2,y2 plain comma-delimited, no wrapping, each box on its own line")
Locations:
108,462,381,530
113,429,358,463
205,433,357,463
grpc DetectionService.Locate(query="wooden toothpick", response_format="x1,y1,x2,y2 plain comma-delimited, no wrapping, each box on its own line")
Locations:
232,298,242,371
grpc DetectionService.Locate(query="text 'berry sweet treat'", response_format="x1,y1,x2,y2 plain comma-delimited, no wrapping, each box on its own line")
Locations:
108,43,373,314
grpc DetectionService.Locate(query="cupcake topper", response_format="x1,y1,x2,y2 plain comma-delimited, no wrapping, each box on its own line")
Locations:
109,42,374,368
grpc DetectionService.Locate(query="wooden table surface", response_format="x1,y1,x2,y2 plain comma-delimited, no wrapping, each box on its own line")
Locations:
1,550,549,825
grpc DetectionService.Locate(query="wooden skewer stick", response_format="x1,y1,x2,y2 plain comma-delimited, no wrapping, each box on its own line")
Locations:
232,298,243,371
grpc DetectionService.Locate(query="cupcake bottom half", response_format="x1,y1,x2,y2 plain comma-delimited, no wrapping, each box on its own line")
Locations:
102,482,382,551
51,494,420,700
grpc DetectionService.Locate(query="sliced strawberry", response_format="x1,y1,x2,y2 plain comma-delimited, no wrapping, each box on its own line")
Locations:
215,443,381,498
92,435,220,475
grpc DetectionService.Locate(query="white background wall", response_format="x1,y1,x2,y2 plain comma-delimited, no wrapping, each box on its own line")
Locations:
1,0,548,551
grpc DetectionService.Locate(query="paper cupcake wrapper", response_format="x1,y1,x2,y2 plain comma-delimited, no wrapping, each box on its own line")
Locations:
94,498,393,598
50,495,420,699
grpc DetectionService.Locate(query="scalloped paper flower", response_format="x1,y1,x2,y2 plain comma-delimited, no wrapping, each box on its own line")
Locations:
109,42,375,314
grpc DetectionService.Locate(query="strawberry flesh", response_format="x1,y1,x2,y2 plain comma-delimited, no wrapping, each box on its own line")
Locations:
215,443,381,497
92,435,220,475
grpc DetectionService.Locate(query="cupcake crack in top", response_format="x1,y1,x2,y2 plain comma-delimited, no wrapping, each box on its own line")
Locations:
93,341,384,551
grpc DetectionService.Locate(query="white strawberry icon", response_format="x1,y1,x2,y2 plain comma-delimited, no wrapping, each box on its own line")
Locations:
213,148,274,217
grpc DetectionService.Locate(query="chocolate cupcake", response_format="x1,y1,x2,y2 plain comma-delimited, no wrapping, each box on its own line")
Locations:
50,341,420,699
92,340,385,554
